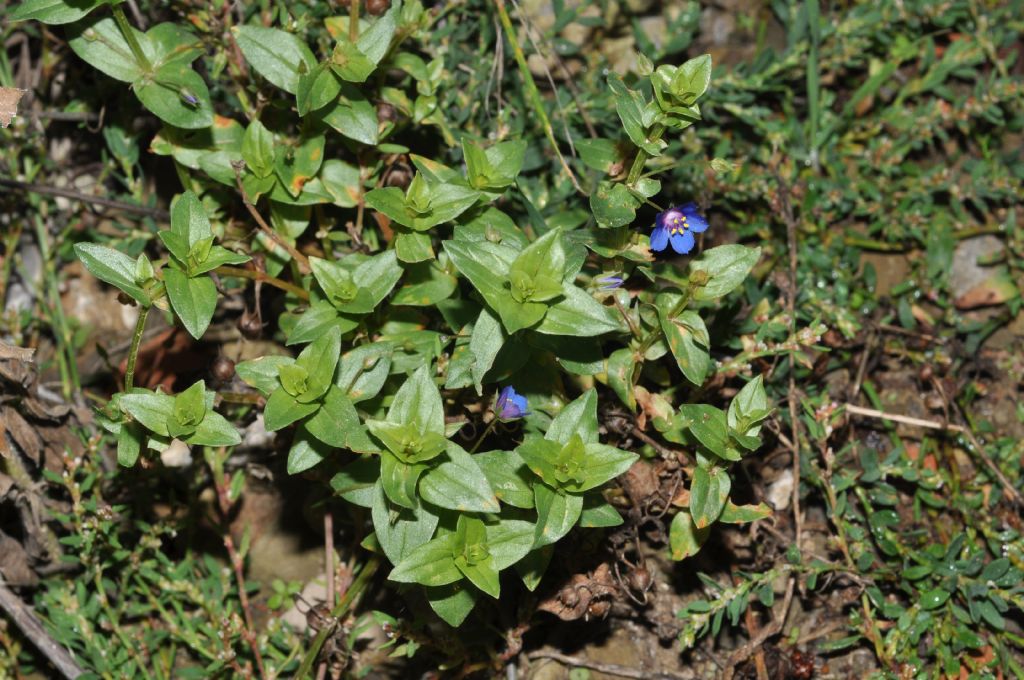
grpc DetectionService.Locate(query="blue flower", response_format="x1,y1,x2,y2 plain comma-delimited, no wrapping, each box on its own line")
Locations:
495,386,529,420
649,203,709,255
596,274,624,290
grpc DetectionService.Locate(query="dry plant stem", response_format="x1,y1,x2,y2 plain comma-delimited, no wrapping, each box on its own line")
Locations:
721,576,795,680
740,596,770,680
212,462,267,679
316,510,336,680
843,403,1023,506
527,651,692,680
492,0,584,195
233,170,311,274
0,577,84,679
0,179,170,219
215,265,309,300
296,556,381,679
774,171,804,556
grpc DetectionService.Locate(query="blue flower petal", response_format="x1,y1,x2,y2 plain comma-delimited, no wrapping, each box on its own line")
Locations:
670,230,695,254
650,225,669,252
682,204,709,233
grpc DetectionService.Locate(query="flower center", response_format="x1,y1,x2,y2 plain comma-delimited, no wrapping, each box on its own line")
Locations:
669,215,689,236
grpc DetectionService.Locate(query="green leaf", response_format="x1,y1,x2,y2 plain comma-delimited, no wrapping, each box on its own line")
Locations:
320,85,378,145
275,132,326,198
232,25,316,94
536,285,624,337
533,484,583,548
468,307,505,395
590,181,640,229
485,519,536,570
117,422,144,467
728,375,771,438
605,347,638,412
330,456,379,508
388,534,460,586
579,494,624,527
394,230,435,263
689,465,731,528
296,63,341,116
920,589,951,610
677,404,733,460
380,451,426,509
135,63,213,130
286,302,358,346
336,342,393,402
319,159,362,208
514,545,553,591
286,423,331,474
11,0,103,25
294,325,342,402
474,450,534,509
659,308,711,386
168,191,212,251
674,54,712,102
463,138,527,190
669,510,709,560
262,388,318,432
392,260,457,307
718,502,772,524
241,120,275,178
546,389,598,445
330,39,375,83
577,443,637,492
74,243,151,306
167,380,206,438
576,138,623,174
119,391,174,436
67,16,145,83
419,444,500,513
305,387,376,452
187,411,241,447
425,583,477,627
371,483,439,565
387,365,444,435
689,245,761,301
236,355,293,396
163,269,217,339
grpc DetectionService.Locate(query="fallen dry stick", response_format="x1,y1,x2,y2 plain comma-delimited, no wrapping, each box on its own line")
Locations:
843,403,1023,507
0,577,84,678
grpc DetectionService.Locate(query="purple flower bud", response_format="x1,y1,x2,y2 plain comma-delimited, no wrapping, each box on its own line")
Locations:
495,386,529,421
597,274,624,290
179,88,199,107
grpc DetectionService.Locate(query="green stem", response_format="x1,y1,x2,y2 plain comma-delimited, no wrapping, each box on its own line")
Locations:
492,0,583,194
31,217,79,398
124,305,149,391
111,5,152,73
470,418,500,454
295,556,380,678
626,124,666,187
349,0,360,43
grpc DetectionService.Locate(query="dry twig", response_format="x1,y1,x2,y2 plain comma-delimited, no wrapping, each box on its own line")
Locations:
0,578,84,679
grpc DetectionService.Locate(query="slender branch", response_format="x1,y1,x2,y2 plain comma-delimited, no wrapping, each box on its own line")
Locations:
0,179,169,219
721,576,795,680
635,285,693,358
110,4,152,73
0,577,84,679
470,418,500,454
626,124,665,187
123,305,150,391
215,265,309,300
232,168,311,273
296,557,380,679
527,651,691,680
492,0,584,195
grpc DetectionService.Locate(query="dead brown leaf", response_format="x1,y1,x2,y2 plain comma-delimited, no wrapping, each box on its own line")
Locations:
0,87,27,128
